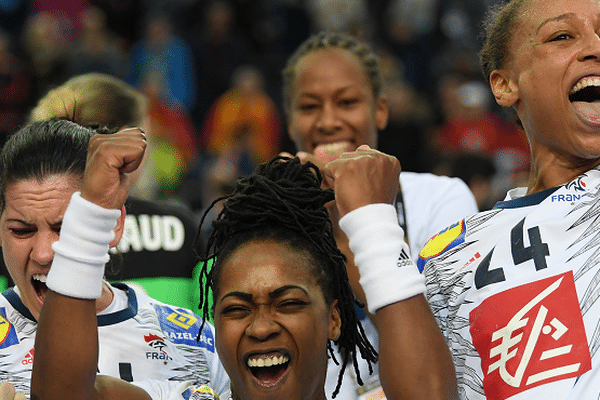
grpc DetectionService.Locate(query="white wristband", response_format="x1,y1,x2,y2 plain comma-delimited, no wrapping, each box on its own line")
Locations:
339,203,425,313
47,192,121,299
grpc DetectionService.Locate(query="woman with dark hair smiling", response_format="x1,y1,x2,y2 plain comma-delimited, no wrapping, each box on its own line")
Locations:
417,0,600,398
29,126,457,399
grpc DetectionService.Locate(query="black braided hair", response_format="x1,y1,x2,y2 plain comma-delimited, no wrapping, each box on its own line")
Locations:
195,155,377,398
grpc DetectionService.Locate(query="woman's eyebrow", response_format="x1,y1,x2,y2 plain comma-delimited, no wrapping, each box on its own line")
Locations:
269,285,309,298
221,291,253,302
5,218,30,224
536,13,575,34
220,285,309,302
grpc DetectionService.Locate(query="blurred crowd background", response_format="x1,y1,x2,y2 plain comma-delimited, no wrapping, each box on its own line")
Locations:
0,0,531,216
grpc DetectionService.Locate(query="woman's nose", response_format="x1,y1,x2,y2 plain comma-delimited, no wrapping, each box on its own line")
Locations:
315,103,342,134
245,308,281,341
30,231,56,266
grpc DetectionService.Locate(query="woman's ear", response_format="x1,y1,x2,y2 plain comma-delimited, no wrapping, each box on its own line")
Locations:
490,69,519,107
328,300,342,342
375,96,389,131
109,206,126,248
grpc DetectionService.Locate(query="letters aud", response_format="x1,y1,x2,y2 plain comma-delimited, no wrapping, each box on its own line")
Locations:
111,214,185,253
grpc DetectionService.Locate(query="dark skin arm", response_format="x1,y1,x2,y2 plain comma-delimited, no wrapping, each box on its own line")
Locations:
31,129,152,400
323,146,459,400
374,296,458,400
32,293,152,400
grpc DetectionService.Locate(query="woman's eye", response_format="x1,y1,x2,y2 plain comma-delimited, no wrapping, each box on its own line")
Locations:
298,103,318,111
10,228,34,237
550,33,572,42
277,300,307,312
339,98,358,107
221,305,250,318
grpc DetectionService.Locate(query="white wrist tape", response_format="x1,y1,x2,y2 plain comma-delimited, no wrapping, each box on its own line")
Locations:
339,203,425,313
47,192,121,299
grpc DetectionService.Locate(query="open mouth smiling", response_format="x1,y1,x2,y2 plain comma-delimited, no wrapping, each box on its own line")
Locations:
570,77,600,102
569,76,600,126
32,274,48,303
245,352,291,388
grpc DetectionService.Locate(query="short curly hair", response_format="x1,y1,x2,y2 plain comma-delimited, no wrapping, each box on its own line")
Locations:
281,31,383,116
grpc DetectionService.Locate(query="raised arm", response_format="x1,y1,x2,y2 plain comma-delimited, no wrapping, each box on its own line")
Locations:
287,150,369,307
323,146,458,400
31,129,151,400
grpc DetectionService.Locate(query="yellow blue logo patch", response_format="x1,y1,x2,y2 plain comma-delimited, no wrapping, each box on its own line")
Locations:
154,304,215,352
417,220,466,272
182,384,221,399
0,308,19,349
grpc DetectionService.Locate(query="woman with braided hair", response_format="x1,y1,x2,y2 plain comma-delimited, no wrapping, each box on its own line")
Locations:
28,125,457,399
195,156,376,400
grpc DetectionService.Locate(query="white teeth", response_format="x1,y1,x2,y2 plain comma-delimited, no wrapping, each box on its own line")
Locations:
32,274,47,283
571,77,600,95
316,141,353,154
320,142,346,153
247,355,289,368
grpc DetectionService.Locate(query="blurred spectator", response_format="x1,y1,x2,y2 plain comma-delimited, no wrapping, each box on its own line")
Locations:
269,0,312,58
185,0,251,129
436,0,496,51
0,28,33,146
139,72,200,201
0,0,32,48
200,65,282,207
428,0,495,88
434,75,529,155
305,0,369,34
203,65,282,164
30,0,89,41
139,0,197,29
229,0,275,57
432,73,530,202
67,6,128,77
126,13,196,110
20,11,72,101
433,153,498,211
382,0,439,93
376,49,434,172
88,0,145,47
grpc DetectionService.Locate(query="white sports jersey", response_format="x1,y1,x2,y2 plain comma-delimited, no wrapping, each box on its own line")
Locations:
325,172,478,399
417,167,600,400
0,283,230,399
